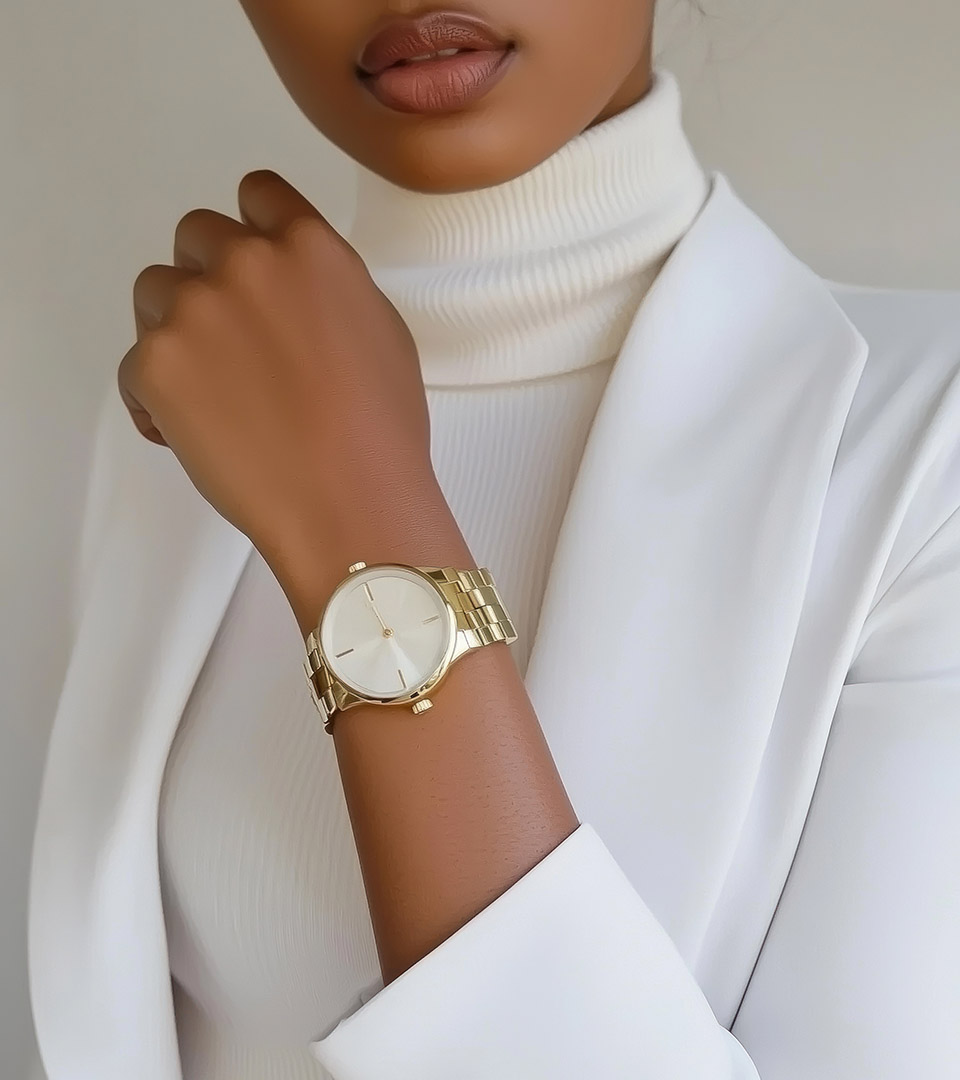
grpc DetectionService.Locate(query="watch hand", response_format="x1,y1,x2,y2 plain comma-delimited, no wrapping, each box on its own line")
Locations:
385,636,415,687
363,582,391,635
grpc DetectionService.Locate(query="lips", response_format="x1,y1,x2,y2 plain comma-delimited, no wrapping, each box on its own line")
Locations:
357,10,515,78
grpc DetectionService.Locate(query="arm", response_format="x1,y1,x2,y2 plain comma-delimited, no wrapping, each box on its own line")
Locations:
118,170,758,1078
279,472,580,985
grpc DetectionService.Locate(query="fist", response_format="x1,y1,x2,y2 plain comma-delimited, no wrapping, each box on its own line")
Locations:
119,170,435,580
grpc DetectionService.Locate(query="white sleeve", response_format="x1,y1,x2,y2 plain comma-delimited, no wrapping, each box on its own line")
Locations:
70,376,130,633
309,821,759,1079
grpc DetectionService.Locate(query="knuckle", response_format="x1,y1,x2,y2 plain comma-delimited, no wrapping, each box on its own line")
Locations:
174,206,212,241
172,207,212,264
119,328,174,397
220,233,276,281
284,213,326,246
285,214,361,264
238,169,273,200
168,275,210,321
117,342,137,390
132,263,164,303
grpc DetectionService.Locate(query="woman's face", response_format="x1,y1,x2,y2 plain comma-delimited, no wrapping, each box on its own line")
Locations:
236,1,655,193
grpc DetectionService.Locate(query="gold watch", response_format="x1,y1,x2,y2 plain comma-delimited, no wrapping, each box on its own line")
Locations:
303,561,517,733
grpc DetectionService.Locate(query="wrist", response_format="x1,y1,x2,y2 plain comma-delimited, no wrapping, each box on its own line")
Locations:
270,472,474,636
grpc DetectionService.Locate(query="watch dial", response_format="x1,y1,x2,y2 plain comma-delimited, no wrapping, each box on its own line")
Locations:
320,567,454,699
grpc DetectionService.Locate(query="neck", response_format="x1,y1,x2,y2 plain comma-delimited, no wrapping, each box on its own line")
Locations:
347,69,710,388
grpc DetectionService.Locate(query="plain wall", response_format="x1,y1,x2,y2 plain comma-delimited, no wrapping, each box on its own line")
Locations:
2,1,957,1075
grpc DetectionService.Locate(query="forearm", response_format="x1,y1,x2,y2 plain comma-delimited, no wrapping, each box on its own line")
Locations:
275,473,579,985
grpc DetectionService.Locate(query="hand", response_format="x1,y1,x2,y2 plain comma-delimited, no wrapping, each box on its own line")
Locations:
119,170,450,619
117,181,577,1002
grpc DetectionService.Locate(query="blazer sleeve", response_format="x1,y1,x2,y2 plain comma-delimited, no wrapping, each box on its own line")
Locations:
69,376,130,635
310,820,759,1079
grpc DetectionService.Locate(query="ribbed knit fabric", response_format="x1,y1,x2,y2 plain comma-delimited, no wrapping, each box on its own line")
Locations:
158,69,709,1078
349,69,707,387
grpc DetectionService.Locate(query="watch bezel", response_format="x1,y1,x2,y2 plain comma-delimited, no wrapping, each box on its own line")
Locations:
317,563,459,706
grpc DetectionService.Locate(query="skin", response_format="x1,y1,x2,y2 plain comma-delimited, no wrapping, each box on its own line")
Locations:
120,2,655,985
236,0,654,194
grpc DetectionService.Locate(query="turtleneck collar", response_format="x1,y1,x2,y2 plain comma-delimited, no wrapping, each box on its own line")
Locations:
346,68,710,388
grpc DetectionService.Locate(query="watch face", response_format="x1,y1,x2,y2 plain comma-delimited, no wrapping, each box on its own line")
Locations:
319,565,456,700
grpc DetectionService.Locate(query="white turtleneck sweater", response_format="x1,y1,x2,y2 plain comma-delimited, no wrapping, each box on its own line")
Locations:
158,69,710,1078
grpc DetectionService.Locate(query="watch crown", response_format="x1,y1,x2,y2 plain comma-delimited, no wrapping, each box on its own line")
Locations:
411,699,433,714
347,561,367,574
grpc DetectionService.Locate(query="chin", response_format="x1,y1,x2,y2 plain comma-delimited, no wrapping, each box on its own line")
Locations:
362,122,557,196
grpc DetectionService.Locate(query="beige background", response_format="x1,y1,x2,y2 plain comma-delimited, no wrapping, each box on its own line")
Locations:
2,0,957,1075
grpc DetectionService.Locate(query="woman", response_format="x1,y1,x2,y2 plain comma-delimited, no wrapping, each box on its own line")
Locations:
28,2,960,1078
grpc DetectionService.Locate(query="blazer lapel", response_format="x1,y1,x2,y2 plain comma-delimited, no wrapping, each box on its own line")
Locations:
29,408,253,1080
29,171,868,1079
524,172,868,1023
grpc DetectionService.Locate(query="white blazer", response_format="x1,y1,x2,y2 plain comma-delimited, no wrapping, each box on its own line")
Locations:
28,173,960,1079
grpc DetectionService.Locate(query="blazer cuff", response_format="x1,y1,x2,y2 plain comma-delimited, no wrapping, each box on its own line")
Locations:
309,823,758,1079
